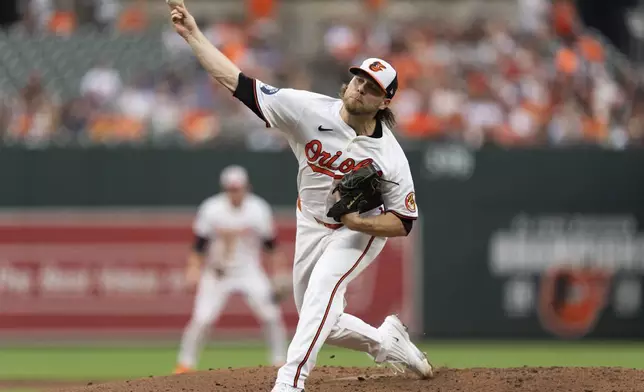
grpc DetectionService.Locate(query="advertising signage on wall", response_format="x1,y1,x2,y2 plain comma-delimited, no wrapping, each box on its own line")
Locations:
0,209,416,341
420,145,644,339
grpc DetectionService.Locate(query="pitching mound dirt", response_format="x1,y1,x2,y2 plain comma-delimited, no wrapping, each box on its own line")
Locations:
52,366,644,392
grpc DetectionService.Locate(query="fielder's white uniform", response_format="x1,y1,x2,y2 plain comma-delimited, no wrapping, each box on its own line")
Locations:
235,58,421,390
177,179,287,369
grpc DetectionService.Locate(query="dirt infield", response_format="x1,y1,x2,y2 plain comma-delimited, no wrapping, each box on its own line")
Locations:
41,365,644,392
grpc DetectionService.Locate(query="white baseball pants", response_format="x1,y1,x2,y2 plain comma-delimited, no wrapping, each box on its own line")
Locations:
276,204,388,389
177,263,287,368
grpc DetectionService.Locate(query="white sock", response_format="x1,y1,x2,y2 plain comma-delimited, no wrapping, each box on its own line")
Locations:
266,317,288,365
326,313,383,359
177,319,210,368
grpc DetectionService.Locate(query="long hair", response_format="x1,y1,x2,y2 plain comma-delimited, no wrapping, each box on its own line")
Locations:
339,84,396,129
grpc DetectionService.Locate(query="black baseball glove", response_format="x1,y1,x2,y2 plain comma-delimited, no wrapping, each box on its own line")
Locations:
326,162,384,222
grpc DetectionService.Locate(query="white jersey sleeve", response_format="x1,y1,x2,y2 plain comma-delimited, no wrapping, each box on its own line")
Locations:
192,199,216,238
382,159,418,220
254,80,307,132
254,198,276,240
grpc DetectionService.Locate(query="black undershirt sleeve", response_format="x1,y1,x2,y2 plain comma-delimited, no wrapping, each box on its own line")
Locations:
400,217,413,235
263,238,277,251
232,73,268,124
192,235,209,254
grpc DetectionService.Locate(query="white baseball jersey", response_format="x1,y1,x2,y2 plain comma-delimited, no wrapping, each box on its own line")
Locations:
253,81,418,225
193,193,275,270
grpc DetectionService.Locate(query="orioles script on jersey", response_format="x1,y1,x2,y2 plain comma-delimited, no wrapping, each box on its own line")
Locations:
247,79,418,223
305,139,375,179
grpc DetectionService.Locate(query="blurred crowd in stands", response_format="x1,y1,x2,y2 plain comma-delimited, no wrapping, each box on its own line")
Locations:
0,0,643,150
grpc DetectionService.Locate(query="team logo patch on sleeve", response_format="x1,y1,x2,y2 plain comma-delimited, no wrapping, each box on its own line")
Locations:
260,83,280,95
405,192,416,213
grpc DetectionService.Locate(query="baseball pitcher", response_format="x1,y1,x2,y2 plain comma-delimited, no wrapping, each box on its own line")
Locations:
174,165,289,374
168,4,433,391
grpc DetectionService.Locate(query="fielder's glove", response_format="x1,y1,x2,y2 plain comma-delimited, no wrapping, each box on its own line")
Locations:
326,162,385,222
271,274,292,304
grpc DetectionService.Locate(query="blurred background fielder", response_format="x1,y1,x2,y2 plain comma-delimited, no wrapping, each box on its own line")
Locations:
175,165,289,373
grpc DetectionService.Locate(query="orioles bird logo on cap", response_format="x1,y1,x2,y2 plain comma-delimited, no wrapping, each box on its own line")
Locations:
369,61,386,72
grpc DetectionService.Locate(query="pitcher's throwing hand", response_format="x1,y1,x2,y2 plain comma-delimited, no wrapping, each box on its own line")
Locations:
168,4,197,38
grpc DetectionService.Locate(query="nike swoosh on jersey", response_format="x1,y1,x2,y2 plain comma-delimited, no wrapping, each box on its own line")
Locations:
318,125,333,132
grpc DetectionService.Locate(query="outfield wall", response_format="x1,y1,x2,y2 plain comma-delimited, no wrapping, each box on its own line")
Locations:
1,145,643,340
